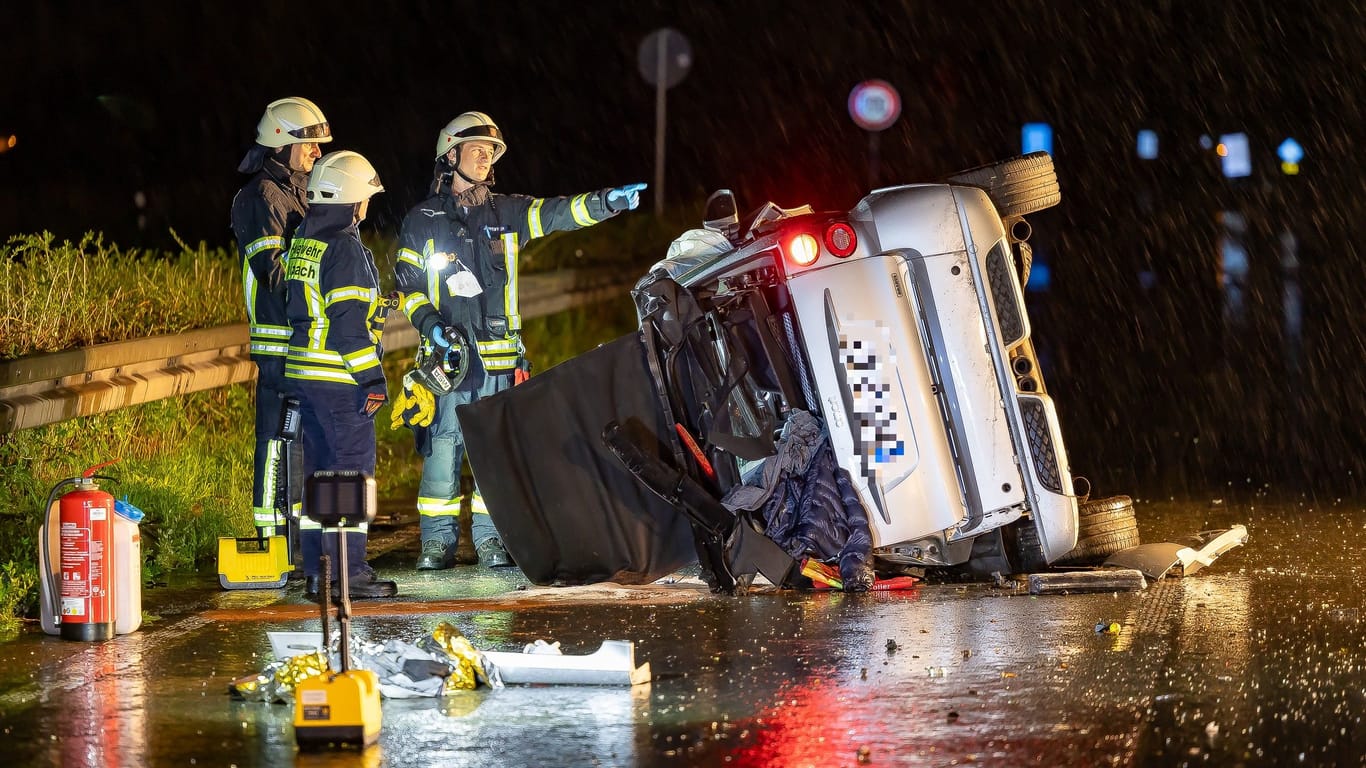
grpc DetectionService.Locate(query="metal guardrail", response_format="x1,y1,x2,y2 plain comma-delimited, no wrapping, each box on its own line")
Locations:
0,269,634,434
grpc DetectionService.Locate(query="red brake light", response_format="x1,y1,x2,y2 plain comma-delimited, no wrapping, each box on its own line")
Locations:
784,233,820,267
824,222,857,257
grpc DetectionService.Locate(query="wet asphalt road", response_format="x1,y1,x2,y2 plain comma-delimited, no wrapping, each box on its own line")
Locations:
2,498,1364,768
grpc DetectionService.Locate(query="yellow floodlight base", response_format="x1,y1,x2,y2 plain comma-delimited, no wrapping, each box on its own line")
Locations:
216,534,290,590
294,669,383,749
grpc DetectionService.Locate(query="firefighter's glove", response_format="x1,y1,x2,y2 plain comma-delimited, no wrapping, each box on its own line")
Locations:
357,375,389,418
429,324,452,349
514,355,532,386
606,183,648,212
391,377,436,430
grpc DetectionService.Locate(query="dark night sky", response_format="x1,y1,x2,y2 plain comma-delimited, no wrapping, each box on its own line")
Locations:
2,0,1358,245
3,0,1363,494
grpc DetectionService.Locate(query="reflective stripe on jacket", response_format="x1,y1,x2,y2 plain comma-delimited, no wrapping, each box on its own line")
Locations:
230,155,308,367
394,188,619,372
284,205,384,386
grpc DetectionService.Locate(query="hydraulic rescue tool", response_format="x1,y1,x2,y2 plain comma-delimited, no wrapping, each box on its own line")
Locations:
218,395,302,589
293,471,383,749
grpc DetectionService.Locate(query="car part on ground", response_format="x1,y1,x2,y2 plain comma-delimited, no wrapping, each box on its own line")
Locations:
1103,525,1249,580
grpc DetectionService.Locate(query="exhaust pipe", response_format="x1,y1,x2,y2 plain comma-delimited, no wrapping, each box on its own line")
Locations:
1011,356,1034,377
1008,217,1032,243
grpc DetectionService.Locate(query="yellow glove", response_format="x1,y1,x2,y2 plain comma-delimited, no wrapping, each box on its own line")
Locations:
409,381,436,427
389,388,413,431
390,377,437,430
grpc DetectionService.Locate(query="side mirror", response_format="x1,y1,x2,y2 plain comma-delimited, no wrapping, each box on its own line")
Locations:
703,189,739,234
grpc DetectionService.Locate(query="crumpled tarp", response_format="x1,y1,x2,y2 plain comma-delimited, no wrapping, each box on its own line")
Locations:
722,410,874,590
229,622,503,703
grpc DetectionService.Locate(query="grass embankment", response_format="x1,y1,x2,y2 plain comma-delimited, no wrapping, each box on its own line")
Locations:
0,210,687,636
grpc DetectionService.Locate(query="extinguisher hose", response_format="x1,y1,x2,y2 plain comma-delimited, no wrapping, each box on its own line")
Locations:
39,478,78,625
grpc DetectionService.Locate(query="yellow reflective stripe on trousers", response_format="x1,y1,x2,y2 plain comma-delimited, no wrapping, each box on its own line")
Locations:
528,199,545,239
471,493,490,516
252,506,283,529
298,517,369,534
418,496,462,517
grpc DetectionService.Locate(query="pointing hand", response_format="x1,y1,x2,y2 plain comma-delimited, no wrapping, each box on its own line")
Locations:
607,183,648,211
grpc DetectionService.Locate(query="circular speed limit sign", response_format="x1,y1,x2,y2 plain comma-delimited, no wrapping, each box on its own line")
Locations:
848,80,901,132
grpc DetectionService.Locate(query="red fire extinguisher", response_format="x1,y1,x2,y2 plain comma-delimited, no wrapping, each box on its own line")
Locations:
40,461,119,641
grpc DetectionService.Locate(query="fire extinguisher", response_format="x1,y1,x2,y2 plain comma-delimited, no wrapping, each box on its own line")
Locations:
39,461,119,641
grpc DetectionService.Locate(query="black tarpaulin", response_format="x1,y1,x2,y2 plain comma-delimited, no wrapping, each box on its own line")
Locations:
456,333,697,585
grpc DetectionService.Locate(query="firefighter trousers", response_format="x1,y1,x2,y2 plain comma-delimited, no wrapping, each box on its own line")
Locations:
252,365,303,535
294,379,375,578
417,370,514,550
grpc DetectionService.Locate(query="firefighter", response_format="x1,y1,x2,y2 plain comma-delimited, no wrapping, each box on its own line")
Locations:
394,111,645,570
230,97,331,545
285,150,397,599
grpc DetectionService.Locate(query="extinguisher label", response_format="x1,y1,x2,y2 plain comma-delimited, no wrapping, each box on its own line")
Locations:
89,506,107,520
62,598,85,616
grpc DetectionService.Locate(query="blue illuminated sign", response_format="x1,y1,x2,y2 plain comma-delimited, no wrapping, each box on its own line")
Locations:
1022,123,1053,155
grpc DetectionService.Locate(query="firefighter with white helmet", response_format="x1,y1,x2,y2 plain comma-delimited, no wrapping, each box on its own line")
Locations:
393,110,647,571
230,97,332,552
284,150,397,599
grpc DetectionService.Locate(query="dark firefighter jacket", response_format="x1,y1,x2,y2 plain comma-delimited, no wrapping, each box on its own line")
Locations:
283,204,385,389
394,187,625,373
230,155,309,380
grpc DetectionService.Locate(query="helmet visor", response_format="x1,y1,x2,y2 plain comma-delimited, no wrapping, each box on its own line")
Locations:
456,124,502,142
289,122,331,141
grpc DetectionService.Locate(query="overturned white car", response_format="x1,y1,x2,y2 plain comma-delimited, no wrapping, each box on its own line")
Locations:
460,153,1132,592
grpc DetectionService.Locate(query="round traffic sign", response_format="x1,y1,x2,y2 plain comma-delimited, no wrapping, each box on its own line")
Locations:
848,79,901,132
638,28,693,90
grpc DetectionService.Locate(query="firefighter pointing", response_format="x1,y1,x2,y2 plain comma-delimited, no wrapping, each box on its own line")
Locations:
393,111,646,570
285,150,397,599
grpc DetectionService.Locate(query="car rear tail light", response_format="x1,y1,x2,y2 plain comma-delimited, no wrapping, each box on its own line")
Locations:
784,233,820,267
824,222,857,257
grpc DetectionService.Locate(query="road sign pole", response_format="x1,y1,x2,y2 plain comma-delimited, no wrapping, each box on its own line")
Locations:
868,130,881,189
639,28,692,218
654,41,667,217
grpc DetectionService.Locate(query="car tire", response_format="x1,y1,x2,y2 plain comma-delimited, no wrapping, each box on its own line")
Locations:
946,152,1061,218
1054,495,1141,566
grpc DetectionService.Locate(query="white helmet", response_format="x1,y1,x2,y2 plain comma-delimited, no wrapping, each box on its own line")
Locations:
307,151,384,205
254,97,333,149
435,111,506,161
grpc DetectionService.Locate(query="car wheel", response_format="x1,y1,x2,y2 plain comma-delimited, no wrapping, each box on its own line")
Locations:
1054,495,1141,566
946,152,1061,218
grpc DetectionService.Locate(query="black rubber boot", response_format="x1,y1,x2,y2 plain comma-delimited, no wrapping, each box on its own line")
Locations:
344,569,398,599
416,540,456,571
476,538,515,568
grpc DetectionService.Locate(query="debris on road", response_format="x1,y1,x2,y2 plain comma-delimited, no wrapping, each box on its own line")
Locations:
1027,568,1147,595
1103,525,1249,580
233,622,649,703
